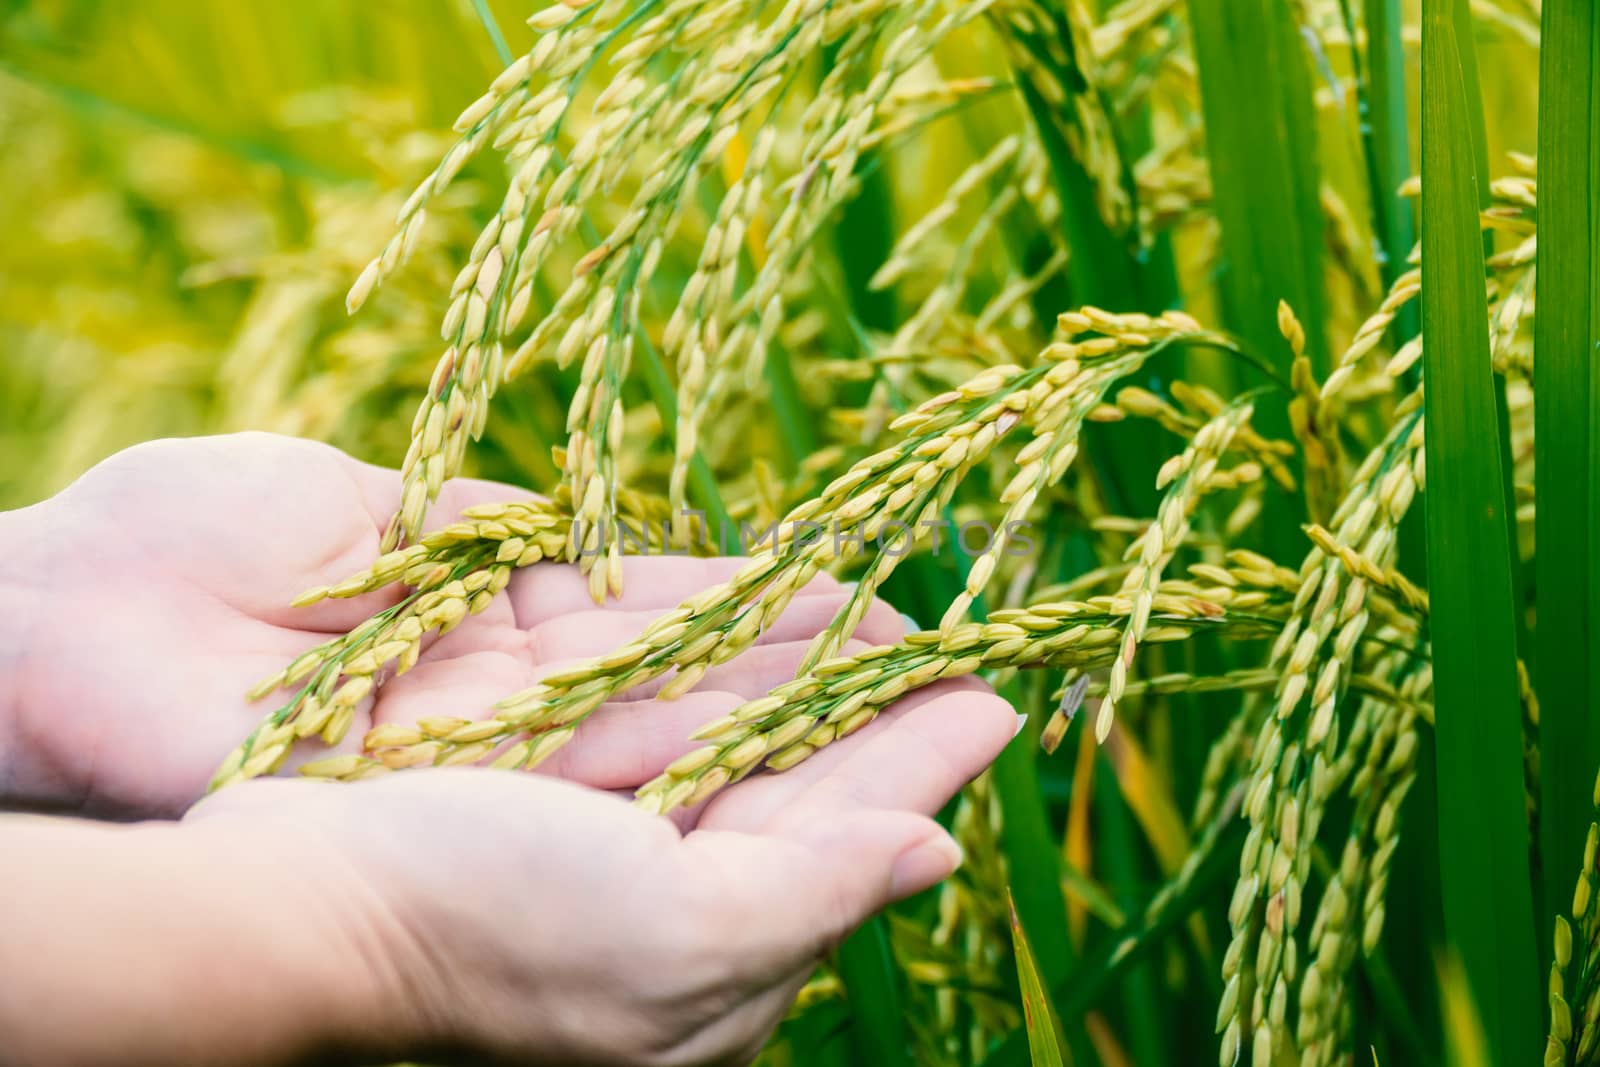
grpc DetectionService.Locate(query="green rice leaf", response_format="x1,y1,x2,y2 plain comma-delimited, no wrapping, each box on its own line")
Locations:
1359,0,1419,345
836,916,911,1067
983,818,1245,1065
1186,0,1326,379
1008,888,1068,1067
1419,1,1541,1062
1535,0,1600,940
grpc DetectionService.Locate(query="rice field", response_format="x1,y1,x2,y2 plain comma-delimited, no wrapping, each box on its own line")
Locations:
2,1,1592,1064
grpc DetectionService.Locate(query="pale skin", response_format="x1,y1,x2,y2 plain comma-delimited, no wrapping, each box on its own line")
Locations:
0,433,1019,1066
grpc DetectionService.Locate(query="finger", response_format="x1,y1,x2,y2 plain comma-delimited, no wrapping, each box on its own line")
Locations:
537,690,744,789
680,807,962,972
275,691,380,777
98,435,398,632
694,678,1020,834
767,589,907,646
427,607,643,668
342,450,540,538
367,649,541,730
665,684,1013,969
516,636,874,707
506,591,904,667
469,575,904,672
415,615,879,710
504,556,850,629
286,465,541,633
184,774,329,823
409,588,522,667
361,656,750,789
371,635,886,787
659,638,872,704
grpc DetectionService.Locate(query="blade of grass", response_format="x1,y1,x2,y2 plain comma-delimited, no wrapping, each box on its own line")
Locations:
1535,0,1600,944
1357,940,1436,1065
1062,858,1127,930
874,550,1096,1064
1185,0,1324,565
835,917,910,1067
1015,76,1138,311
826,34,898,337
1356,0,1419,346
991,699,1096,1065
1000,0,1145,308
1385,728,1447,1051
1009,889,1069,1067
1092,755,1166,1067
776,998,852,1066
1438,952,1492,1067
1419,2,1541,1062
757,319,818,470
1355,0,1436,1044
1442,0,1531,677
1186,0,1326,384
469,0,515,64
983,819,1246,1065
1011,98,1161,514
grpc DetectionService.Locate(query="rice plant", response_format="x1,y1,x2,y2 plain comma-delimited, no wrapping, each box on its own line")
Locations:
5,0,1597,1063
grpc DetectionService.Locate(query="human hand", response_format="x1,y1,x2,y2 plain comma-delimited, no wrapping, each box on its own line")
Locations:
186,673,1016,1066
0,431,524,815
0,431,1021,1066
0,432,994,821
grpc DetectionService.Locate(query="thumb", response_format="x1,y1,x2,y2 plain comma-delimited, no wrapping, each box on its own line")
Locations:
699,808,963,963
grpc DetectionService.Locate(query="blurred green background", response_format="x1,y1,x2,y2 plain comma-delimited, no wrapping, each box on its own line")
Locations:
0,0,557,507
0,1,1539,513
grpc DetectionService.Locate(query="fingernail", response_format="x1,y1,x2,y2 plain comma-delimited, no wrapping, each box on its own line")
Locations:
890,832,964,898
1011,712,1030,739
900,612,922,634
